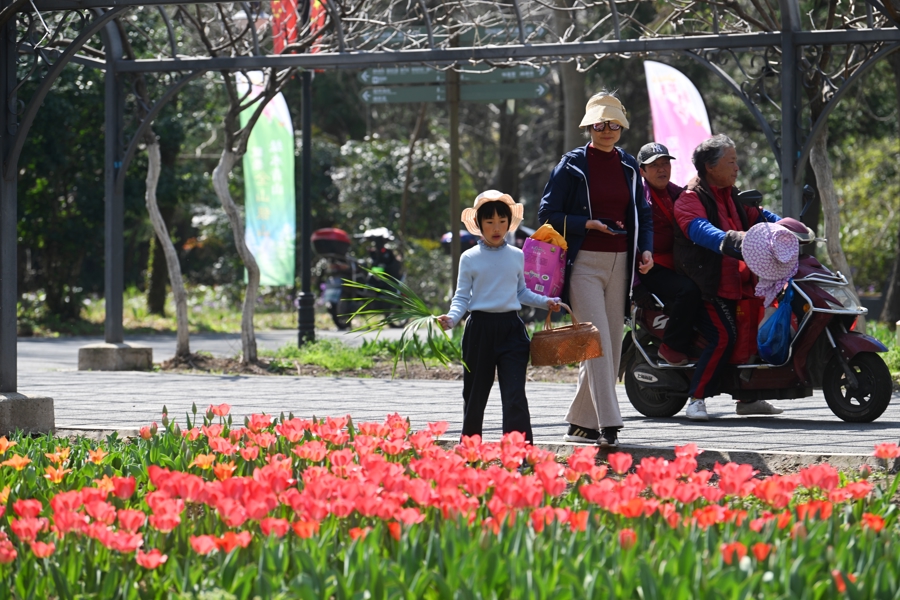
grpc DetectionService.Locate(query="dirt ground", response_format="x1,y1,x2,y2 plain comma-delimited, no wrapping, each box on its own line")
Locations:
159,354,580,383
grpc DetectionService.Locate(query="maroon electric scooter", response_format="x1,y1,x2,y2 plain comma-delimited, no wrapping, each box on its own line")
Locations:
620,192,891,423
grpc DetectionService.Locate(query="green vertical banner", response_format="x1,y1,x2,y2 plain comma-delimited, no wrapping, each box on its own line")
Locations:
238,72,296,286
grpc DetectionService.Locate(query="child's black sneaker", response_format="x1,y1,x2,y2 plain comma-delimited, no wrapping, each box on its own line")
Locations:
564,424,600,444
597,427,619,449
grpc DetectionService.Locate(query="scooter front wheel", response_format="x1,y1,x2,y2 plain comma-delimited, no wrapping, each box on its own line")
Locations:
623,357,690,418
822,352,892,422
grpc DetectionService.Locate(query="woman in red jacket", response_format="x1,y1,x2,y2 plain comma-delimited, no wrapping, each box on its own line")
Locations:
673,134,782,421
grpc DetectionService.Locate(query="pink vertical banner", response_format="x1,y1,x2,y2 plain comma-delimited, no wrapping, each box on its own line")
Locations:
643,61,712,186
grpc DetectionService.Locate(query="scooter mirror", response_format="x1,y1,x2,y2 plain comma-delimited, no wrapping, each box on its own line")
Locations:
736,189,763,207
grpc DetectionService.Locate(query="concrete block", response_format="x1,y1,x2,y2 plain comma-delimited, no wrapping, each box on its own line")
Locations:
78,343,153,371
0,393,55,435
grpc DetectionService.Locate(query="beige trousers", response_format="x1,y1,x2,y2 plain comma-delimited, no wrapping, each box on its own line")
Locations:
564,250,628,430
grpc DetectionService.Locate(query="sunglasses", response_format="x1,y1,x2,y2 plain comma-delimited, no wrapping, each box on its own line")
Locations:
592,122,622,132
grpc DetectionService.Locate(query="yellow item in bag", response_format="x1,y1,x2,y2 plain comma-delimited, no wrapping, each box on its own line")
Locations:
531,223,568,251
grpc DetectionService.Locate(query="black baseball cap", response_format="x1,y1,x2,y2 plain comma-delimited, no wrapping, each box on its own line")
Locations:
637,143,676,166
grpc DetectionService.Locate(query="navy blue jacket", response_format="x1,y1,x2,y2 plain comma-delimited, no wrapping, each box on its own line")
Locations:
537,144,653,311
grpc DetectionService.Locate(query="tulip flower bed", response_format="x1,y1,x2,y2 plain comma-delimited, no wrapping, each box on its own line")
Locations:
1,406,899,599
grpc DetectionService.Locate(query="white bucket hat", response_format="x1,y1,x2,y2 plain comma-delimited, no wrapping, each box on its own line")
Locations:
743,222,800,307
460,190,524,237
578,93,630,129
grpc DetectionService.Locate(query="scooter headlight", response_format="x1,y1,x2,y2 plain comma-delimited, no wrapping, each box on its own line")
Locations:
819,285,862,311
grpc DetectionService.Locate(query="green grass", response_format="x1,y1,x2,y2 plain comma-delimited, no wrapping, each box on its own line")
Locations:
18,285,335,337
261,339,376,372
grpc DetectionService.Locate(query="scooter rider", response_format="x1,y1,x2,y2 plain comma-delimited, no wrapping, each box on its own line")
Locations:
634,143,702,366
673,134,783,421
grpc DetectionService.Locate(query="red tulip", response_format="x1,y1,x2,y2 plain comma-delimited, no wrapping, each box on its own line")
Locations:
30,541,55,558
873,442,900,460
260,517,290,538
832,569,847,593
720,541,747,565
618,528,637,549
751,542,772,561
0,541,17,564
136,548,167,569
798,464,839,492
111,476,136,500
216,531,252,553
714,462,758,496
292,520,320,539
10,517,49,543
13,499,43,518
190,535,218,555
117,509,146,533
607,452,633,475
861,512,885,532
209,403,231,417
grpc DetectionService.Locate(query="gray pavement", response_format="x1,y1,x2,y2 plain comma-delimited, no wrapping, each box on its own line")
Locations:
14,331,900,457
16,329,402,371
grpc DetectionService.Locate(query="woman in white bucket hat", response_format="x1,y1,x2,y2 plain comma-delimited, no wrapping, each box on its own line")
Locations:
438,190,560,445
537,91,654,448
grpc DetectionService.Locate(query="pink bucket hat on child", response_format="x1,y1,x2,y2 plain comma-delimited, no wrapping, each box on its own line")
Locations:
743,222,800,307
461,190,524,237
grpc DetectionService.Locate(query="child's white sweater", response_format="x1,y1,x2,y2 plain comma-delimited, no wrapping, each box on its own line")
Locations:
446,241,549,327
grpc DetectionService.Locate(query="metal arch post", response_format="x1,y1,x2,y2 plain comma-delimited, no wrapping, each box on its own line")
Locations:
796,43,900,177
0,0,17,392
101,18,125,343
157,6,178,58
0,0,25,28
680,50,780,161
510,0,526,45
416,0,435,49
2,5,129,180
297,69,315,346
779,0,803,218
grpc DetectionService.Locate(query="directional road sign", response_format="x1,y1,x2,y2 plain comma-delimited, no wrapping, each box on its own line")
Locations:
360,82,550,104
461,82,550,102
360,85,447,104
359,65,549,86
459,65,549,84
358,66,445,85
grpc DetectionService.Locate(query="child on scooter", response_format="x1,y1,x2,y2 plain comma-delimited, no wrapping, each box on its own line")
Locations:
437,190,561,444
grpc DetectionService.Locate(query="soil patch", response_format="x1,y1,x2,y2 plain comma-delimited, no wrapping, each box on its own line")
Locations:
159,353,579,383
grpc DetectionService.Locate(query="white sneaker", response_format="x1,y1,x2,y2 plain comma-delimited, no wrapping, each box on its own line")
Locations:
735,400,784,416
686,399,709,421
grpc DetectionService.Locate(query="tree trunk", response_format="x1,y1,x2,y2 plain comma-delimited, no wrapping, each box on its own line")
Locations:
212,148,259,363
496,99,520,200
145,142,191,357
809,127,866,332
399,102,428,238
553,0,586,152
146,225,169,316
879,50,900,325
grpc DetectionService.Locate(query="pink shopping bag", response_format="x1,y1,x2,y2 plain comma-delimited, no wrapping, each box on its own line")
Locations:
523,237,566,297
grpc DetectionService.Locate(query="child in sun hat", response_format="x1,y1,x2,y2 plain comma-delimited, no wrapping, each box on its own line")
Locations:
437,190,561,444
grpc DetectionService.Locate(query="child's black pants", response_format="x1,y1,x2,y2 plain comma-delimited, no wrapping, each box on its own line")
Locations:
461,311,533,443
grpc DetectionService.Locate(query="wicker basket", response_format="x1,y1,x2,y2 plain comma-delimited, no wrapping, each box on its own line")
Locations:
530,303,603,367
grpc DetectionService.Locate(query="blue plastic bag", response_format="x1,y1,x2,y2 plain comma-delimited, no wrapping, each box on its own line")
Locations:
757,284,794,364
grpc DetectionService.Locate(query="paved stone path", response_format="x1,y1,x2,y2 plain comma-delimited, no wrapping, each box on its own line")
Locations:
14,332,900,460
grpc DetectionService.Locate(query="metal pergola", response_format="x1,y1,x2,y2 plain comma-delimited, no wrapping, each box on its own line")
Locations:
1,0,898,429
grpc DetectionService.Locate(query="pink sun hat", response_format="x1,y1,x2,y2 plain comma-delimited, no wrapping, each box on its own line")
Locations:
743,222,799,307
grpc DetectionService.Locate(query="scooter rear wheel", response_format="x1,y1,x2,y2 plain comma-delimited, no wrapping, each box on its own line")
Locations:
822,352,892,423
623,357,690,418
